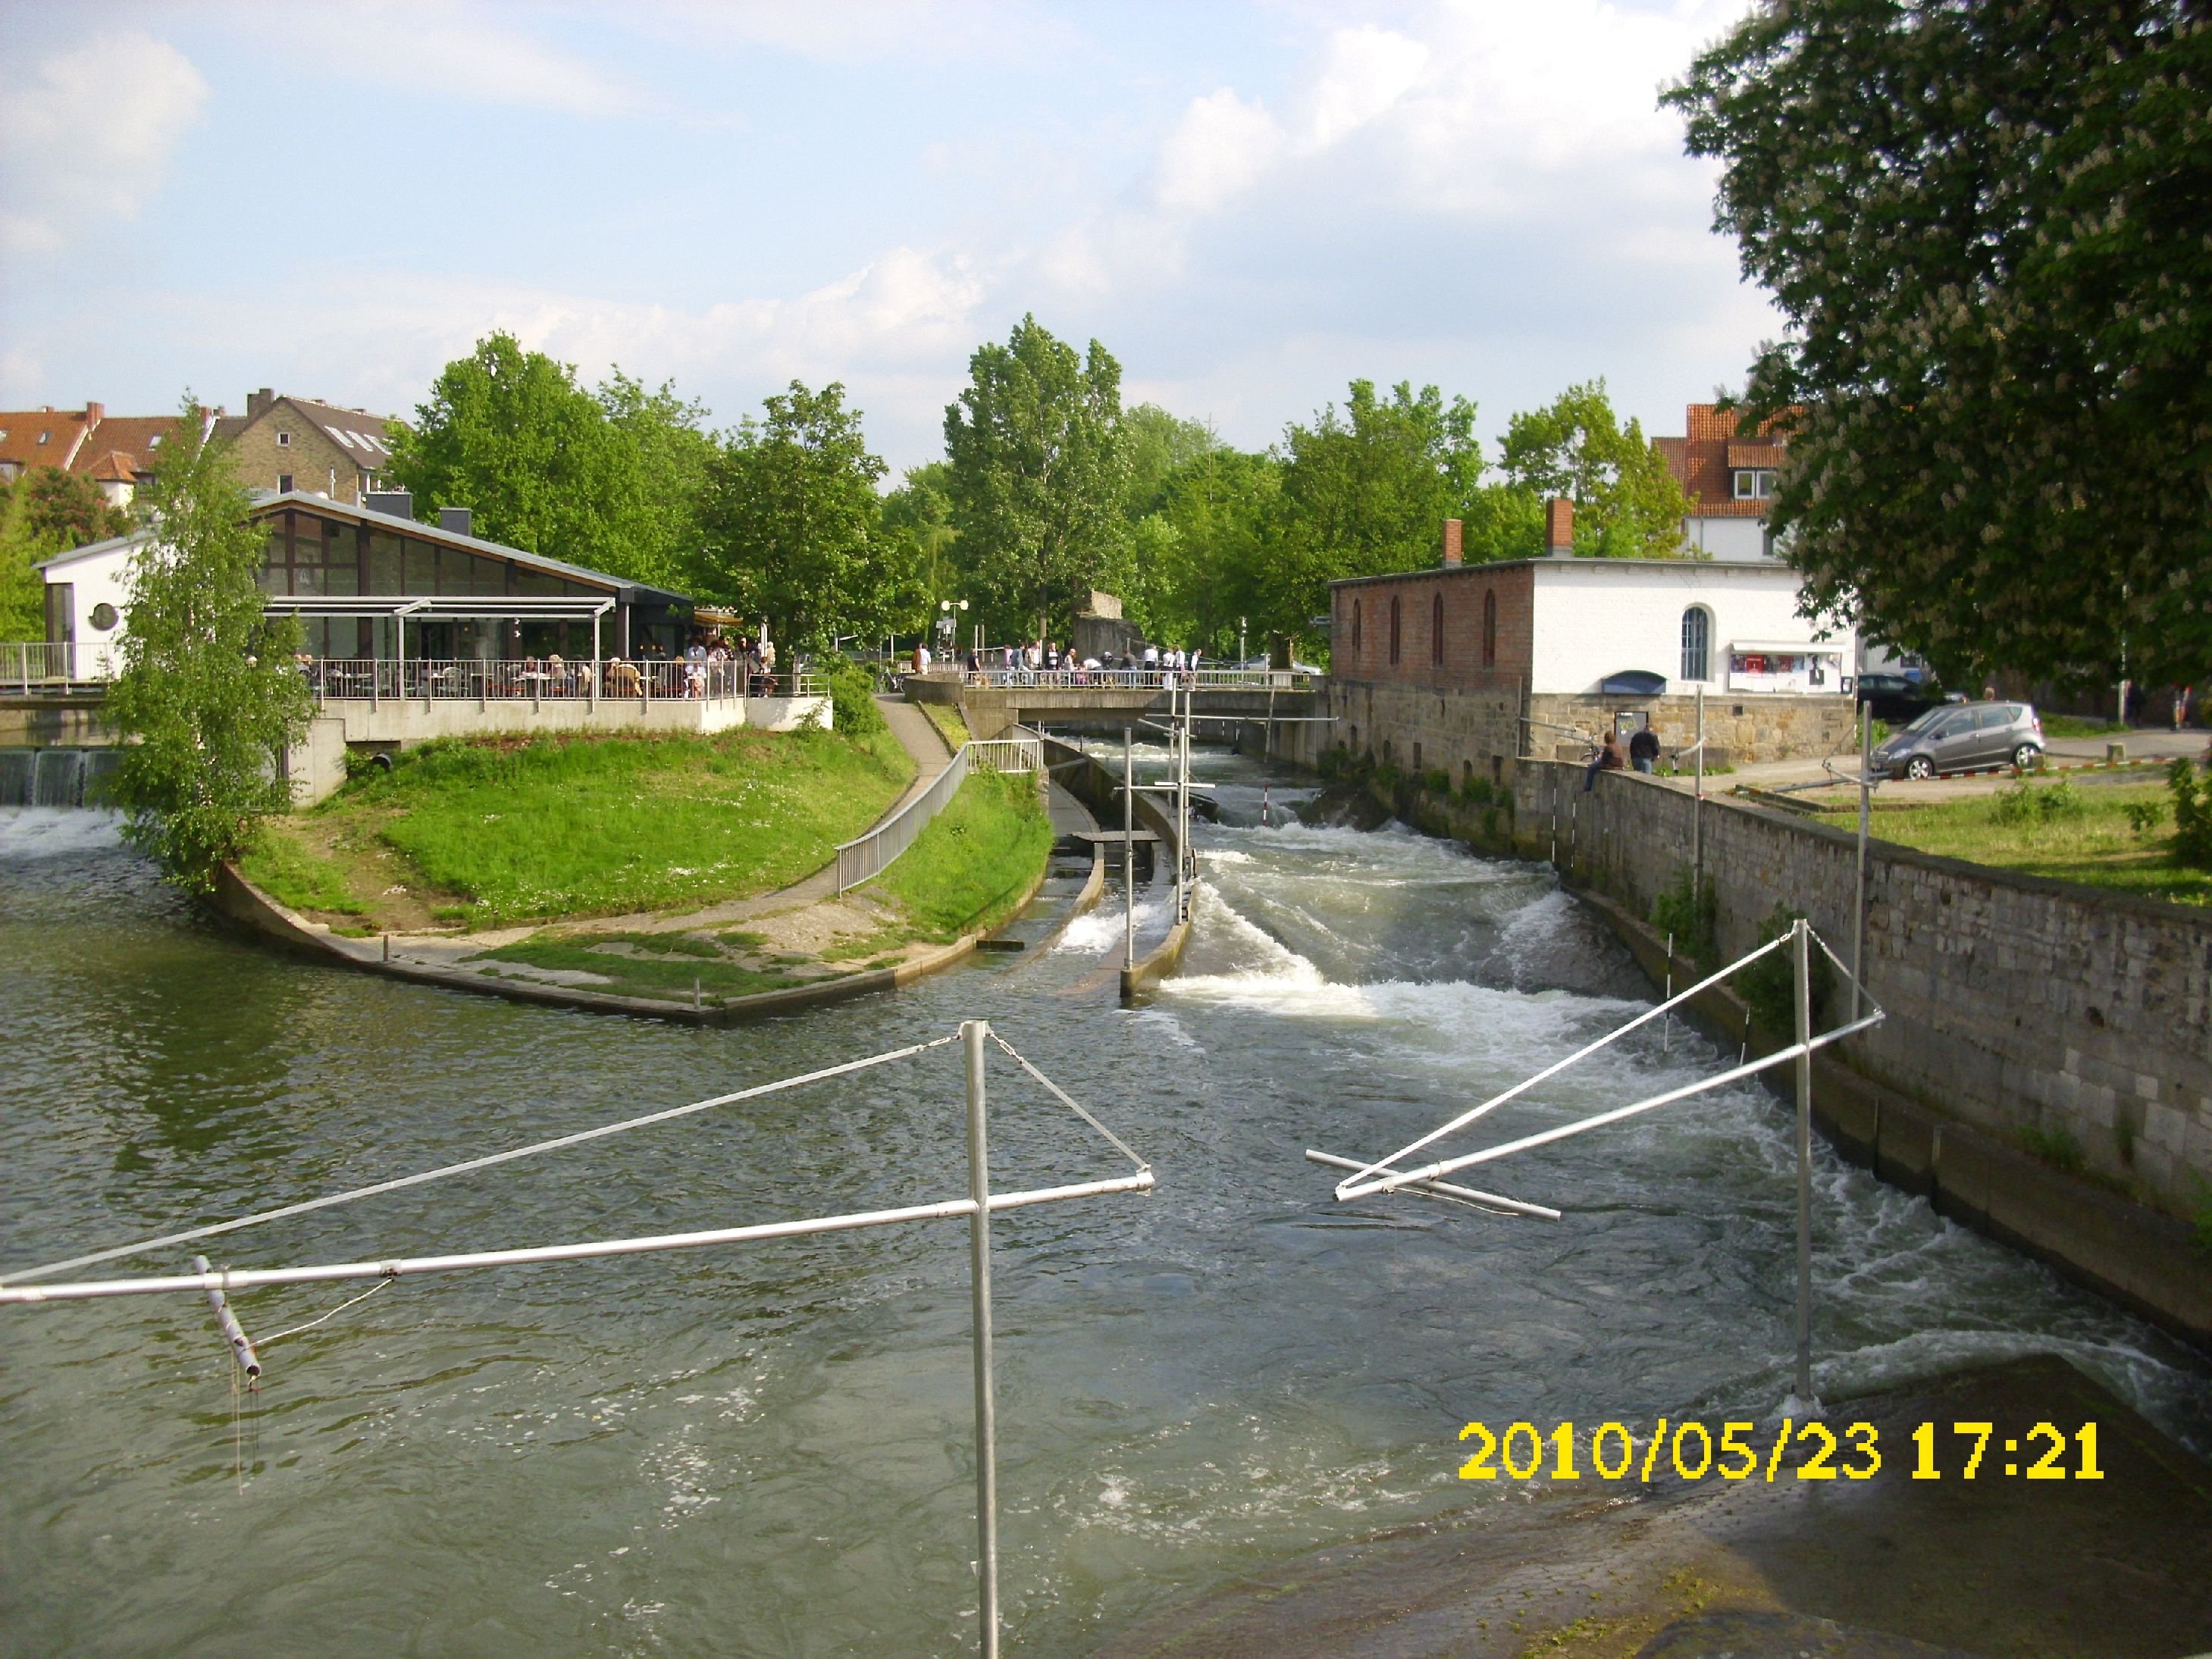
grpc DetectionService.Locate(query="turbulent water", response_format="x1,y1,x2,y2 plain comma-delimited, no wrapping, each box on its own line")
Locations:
2,769,2206,1657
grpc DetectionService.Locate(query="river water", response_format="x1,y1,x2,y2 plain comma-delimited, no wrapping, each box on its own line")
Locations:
2,753,2207,1657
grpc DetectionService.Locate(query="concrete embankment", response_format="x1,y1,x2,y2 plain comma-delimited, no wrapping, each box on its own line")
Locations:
1347,759,2212,1348
1037,734,1191,1000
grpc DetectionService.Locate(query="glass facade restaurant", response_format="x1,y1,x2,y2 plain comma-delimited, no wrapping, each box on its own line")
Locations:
252,499,688,662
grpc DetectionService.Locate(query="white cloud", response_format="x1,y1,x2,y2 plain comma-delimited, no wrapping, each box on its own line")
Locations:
0,32,208,253
1155,89,1286,214
276,5,642,116
636,0,1076,65
1299,25,1428,150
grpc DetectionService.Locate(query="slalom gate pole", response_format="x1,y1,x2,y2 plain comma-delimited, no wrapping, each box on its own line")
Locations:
1794,918,1815,1403
963,1020,1000,1658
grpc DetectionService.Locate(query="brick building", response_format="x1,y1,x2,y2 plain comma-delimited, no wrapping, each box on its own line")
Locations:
1650,402,1794,562
212,389,402,504
1326,504,1856,786
0,402,221,503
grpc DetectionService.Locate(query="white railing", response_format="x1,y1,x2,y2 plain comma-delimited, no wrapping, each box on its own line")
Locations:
919,666,1315,692
2,642,109,690
834,733,1042,893
304,659,826,706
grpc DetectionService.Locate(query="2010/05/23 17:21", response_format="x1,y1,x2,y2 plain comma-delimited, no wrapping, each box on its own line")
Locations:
1913,1421,2103,1479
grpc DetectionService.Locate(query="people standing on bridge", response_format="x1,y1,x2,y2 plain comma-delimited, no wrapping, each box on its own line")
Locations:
1628,725,1660,775
1584,730,1624,791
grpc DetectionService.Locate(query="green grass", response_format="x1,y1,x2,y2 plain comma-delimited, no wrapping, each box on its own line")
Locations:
919,700,972,753
473,934,807,1002
2038,713,2126,738
240,830,366,916
1813,777,2211,906
321,727,914,926
868,767,1054,941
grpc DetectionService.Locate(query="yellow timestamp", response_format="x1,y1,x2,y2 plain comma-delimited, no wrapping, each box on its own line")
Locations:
1456,1419,2105,1482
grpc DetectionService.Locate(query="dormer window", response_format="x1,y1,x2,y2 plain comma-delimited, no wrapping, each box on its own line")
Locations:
37,430,51,444
1732,468,1777,500
147,434,162,448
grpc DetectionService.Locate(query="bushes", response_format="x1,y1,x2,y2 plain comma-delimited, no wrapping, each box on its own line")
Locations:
1990,775,2085,825
1651,865,1717,968
2170,758,2212,870
1737,904,1834,1032
822,658,887,740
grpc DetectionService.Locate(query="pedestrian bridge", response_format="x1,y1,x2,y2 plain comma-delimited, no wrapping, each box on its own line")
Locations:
904,668,1325,742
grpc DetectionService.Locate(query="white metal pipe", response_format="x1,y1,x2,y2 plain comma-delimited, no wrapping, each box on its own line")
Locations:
193,1254,262,1378
964,1022,1001,1659
1794,919,1815,1402
1332,931,1797,1195
5,1035,960,1288
1303,1150,1559,1219
1853,709,1871,1020
1123,727,1135,972
0,1174,1156,1306
1336,1012,1885,1199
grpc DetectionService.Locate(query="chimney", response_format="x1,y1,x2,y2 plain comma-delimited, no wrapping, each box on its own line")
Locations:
1545,496,1575,556
248,387,275,418
1441,517,1463,567
438,506,474,538
364,489,414,520
84,402,103,427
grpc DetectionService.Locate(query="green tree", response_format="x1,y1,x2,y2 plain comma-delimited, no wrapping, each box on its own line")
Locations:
106,400,312,893
943,315,1129,640
1496,380,1688,558
879,461,960,632
0,469,132,636
1666,0,2212,685
384,333,710,589
700,380,910,650
1123,446,1282,655
1260,379,1480,651
1121,402,1220,518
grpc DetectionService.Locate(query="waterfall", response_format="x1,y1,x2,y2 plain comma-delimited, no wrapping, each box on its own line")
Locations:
0,749,117,808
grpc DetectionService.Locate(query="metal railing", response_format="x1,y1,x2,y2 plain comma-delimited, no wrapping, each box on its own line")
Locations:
304,659,826,706
835,733,1042,893
916,666,1316,692
2,641,110,690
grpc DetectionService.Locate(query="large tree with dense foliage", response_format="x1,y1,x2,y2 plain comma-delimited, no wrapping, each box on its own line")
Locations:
1496,380,1688,558
106,400,312,892
699,380,915,650
1666,0,2211,686
943,315,1129,640
0,468,133,637
384,333,710,590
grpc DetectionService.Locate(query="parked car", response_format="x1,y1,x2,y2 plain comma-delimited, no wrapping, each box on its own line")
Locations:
1854,671,1940,723
1871,700,2044,780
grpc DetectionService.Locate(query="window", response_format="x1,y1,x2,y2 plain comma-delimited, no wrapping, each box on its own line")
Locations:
278,473,293,493
37,430,51,444
1731,468,1777,500
1430,593,1444,665
1680,606,1711,681
89,602,119,631
277,430,292,448
1388,596,1402,664
1352,600,1361,653
1481,590,1497,667
147,433,161,448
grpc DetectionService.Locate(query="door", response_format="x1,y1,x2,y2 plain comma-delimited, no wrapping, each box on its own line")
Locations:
1926,709,1979,770
1963,705,2015,768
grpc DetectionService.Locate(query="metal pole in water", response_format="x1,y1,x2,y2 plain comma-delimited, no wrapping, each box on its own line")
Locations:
1662,933,1673,1053
1693,685,1704,909
192,1254,262,1379
1793,919,1814,1404
1853,707,1871,1021
962,1020,1001,1659
1123,727,1135,972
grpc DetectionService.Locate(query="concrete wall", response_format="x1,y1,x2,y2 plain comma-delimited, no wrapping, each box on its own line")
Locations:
308,693,829,748
1516,760,2212,1222
36,540,133,667
1679,515,1770,562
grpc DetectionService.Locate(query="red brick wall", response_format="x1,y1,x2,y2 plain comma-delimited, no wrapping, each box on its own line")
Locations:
1332,564,1534,691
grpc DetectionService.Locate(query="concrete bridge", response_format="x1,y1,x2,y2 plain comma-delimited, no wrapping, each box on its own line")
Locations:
903,668,1327,747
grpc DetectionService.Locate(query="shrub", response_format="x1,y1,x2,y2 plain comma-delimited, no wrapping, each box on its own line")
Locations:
1459,775,1496,806
822,659,886,740
2170,758,2212,869
1421,767,1451,795
2123,798,2168,837
2019,1125,2085,1175
1737,904,1834,1033
1652,865,1717,969
1990,775,2085,826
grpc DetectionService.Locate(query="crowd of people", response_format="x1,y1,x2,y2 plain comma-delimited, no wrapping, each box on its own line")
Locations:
292,623,783,702
910,638,1209,686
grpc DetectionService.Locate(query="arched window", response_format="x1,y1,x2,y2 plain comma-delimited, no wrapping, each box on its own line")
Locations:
1352,599,1361,654
1389,595,1402,664
1430,593,1444,665
1481,590,1497,667
1681,606,1712,682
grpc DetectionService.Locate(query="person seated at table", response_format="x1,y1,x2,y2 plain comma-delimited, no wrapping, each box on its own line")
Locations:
604,656,641,695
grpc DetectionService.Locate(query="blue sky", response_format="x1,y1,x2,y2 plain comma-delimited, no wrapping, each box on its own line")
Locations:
0,0,1774,474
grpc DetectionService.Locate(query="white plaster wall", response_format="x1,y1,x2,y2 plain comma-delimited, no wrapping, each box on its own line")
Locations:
1677,515,1771,562
318,693,832,747
1528,561,1854,696
39,542,136,677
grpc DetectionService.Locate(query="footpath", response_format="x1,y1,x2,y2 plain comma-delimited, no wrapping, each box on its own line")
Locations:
218,695,1057,1022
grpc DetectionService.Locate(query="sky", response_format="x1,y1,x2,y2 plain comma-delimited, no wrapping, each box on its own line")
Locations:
0,0,1775,476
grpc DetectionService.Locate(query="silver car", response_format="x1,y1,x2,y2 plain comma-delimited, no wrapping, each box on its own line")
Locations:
1872,700,2044,780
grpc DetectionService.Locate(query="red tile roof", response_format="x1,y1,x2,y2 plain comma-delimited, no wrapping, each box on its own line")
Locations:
1655,403,1797,518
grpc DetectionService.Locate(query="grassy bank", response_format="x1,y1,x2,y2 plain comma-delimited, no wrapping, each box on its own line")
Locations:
918,700,972,753
869,766,1054,941
242,725,914,929
1811,775,2210,906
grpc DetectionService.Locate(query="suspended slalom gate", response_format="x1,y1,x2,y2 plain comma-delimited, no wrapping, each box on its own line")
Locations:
1309,919,1885,1405
0,1021,1151,1659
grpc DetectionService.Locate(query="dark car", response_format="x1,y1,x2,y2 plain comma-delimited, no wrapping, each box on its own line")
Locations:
1871,700,2044,780
1855,671,1939,723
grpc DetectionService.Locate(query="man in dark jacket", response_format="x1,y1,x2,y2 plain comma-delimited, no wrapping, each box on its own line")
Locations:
1628,725,1662,774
